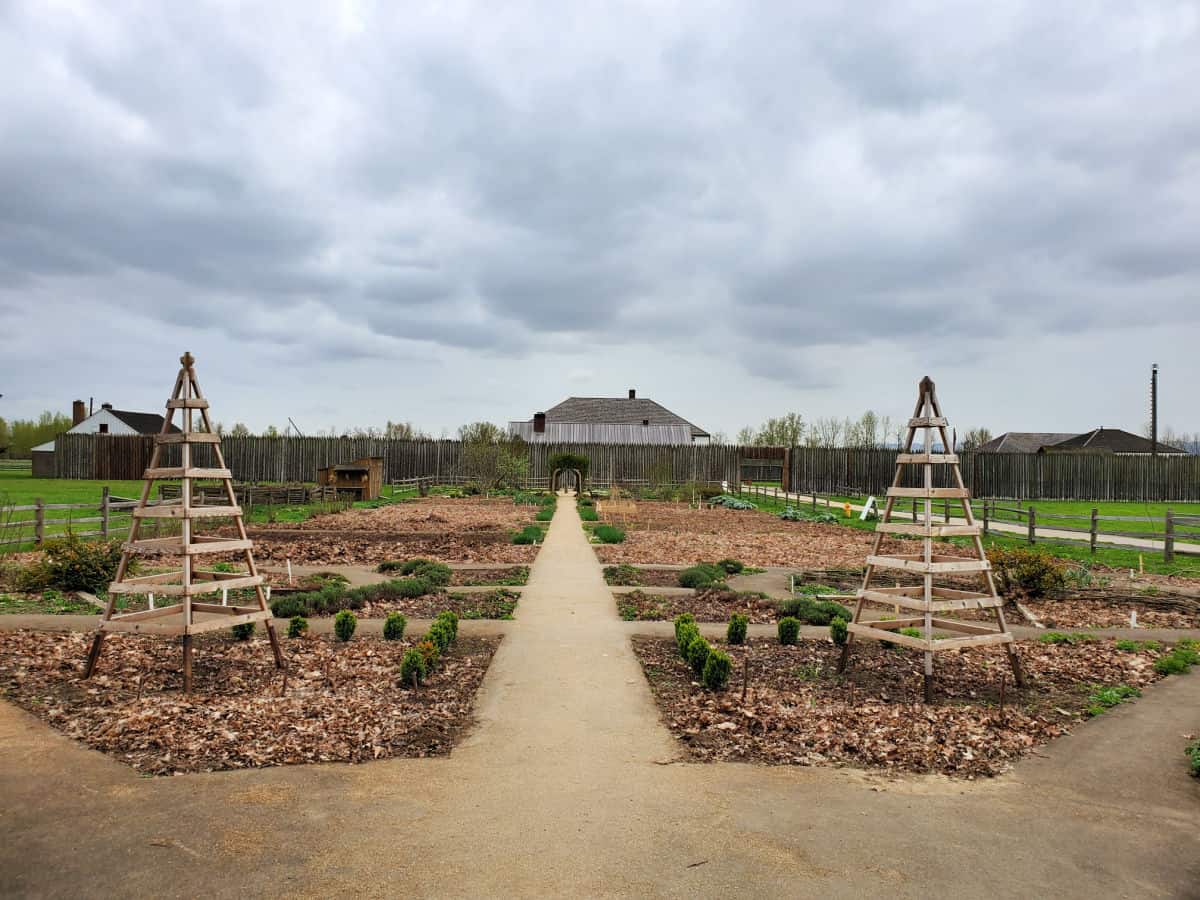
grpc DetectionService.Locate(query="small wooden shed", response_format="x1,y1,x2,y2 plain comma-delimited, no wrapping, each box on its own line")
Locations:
316,456,384,500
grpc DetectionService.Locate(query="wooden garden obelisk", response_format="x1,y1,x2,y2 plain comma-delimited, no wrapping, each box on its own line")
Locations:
836,376,1022,701
83,352,284,692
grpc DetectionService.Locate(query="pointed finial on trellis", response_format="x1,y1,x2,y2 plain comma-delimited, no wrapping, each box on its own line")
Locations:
919,375,935,393
181,351,195,367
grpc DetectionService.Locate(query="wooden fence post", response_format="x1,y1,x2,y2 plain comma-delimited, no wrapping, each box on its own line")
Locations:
34,497,44,547
982,500,989,537
1164,509,1174,565
1027,506,1036,545
101,487,110,538
1089,508,1098,554
943,498,950,523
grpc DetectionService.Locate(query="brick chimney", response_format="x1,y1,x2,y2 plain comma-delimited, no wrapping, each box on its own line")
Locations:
628,388,636,399
72,400,86,425
101,402,113,411
533,412,546,434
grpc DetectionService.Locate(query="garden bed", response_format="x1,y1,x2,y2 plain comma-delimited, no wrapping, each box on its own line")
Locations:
0,630,500,775
632,636,1166,777
450,566,529,587
603,565,684,588
616,589,778,624
352,589,519,620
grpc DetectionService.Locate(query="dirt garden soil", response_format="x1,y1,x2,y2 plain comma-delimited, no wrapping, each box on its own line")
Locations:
347,589,519,620
0,630,499,775
245,497,542,566
593,503,953,568
633,636,1168,777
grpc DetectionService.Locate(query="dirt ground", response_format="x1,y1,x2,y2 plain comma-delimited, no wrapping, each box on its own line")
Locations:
617,588,780,624
245,497,543,565
634,635,1168,777
0,629,499,775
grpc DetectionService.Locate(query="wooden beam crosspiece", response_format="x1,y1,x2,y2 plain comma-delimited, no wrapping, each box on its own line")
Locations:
83,352,284,692
835,375,1023,702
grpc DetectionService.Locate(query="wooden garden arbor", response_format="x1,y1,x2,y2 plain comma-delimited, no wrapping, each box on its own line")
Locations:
83,352,284,692
837,376,1023,701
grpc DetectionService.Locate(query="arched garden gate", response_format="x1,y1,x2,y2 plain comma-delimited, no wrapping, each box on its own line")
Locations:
551,467,583,492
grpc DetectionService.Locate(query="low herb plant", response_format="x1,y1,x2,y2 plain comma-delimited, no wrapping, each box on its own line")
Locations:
1038,631,1098,646
287,615,309,638
231,622,255,641
778,616,800,645
593,524,625,544
1085,683,1141,717
1187,738,1200,778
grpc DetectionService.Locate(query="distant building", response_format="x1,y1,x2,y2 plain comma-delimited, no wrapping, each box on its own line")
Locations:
976,428,1186,456
509,389,710,445
975,433,1077,454
31,400,181,477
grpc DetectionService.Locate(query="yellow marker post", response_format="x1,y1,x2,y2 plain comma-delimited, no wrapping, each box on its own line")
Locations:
844,502,852,518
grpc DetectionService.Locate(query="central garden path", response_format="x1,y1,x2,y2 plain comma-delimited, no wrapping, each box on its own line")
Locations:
1,494,1198,898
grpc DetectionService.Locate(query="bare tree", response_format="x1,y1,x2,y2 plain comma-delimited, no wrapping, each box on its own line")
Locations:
959,427,993,451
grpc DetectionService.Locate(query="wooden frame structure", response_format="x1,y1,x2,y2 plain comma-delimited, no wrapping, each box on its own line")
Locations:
84,353,284,692
551,467,583,493
837,376,1023,701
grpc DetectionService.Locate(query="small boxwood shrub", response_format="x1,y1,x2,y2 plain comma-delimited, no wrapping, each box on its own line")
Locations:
686,633,711,677
674,613,697,653
333,610,357,642
383,612,407,641
678,564,726,590
536,505,555,521
400,648,426,687
579,506,599,522
778,617,800,645
593,525,625,544
777,597,851,626
231,622,255,641
702,649,732,690
287,615,309,638
436,609,459,642
377,559,407,573
271,595,308,619
716,558,745,575
830,616,848,645
726,613,748,645
427,619,453,652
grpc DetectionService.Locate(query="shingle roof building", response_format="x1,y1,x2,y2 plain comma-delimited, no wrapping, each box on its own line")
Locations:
510,389,709,444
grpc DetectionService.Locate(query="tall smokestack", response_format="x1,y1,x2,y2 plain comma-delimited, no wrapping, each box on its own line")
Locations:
533,412,546,434
72,400,86,426
628,388,636,399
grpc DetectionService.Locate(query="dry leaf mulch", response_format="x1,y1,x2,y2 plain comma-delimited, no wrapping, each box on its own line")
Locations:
275,497,540,534
249,533,538,566
617,589,779,624
633,636,1166,777
0,630,499,775
593,503,936,568
1021,596,1199,630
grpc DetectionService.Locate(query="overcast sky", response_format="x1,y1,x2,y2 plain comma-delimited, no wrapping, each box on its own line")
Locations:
1,1,1197,440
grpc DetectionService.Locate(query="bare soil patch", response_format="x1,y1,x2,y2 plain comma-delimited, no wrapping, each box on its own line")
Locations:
616,589,778,624
0,630,499,775
593,503,936,568
244,497,541,566
633,636,1165,777
602,565,683,588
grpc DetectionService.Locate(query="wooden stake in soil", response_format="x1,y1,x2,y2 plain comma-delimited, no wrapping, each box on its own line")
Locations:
82,352,285,692
835,375,1023,701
